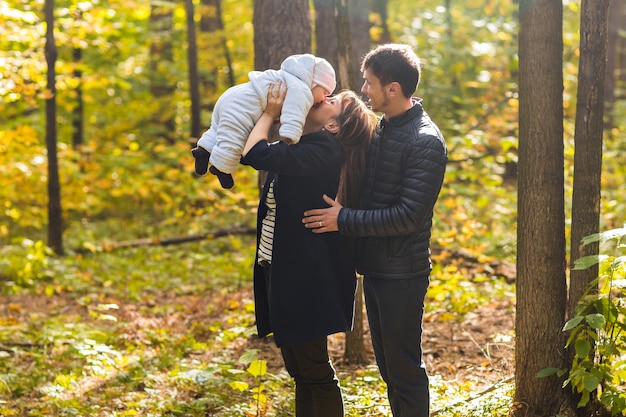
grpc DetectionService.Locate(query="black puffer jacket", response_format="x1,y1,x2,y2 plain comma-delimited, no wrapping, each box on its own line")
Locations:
337,98,447,279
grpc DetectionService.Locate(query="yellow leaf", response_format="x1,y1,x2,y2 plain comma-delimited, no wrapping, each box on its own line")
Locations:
229,381,248,392
247,360,267,377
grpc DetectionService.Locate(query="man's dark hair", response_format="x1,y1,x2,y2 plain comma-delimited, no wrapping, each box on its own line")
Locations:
361,44,422,98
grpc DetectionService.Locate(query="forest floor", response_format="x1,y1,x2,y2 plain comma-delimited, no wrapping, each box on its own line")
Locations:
2,286,515,408
1,245,517,415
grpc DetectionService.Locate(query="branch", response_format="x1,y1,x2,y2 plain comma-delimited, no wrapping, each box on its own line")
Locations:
76,225,256,253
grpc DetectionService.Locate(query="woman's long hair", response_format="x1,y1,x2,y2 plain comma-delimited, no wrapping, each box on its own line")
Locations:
333,90,378,208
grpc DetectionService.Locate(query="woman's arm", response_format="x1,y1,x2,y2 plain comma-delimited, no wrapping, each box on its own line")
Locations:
242,81,287,157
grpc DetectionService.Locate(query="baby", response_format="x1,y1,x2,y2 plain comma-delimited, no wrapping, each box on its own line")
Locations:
192,53,336,188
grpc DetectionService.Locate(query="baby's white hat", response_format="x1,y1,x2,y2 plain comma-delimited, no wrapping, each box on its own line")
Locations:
312,57,336,94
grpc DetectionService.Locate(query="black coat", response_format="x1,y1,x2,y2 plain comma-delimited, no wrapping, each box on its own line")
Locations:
241,131,357,347
337,98,448,279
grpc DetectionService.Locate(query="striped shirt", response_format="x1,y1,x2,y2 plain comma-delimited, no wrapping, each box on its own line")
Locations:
258,179,276,265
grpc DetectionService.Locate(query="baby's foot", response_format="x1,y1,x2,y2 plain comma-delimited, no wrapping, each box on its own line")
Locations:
192,147,210,175
209,166,234,189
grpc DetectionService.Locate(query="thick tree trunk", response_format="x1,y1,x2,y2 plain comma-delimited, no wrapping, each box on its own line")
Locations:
253,0,311,192
515,0,568,415
45,0,63,255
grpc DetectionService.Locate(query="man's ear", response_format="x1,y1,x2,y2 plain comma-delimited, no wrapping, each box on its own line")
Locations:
324,121,339,134
387,82,402,97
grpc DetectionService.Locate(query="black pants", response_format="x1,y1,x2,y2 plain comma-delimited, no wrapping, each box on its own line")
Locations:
280,337,344,417
364,275,430,417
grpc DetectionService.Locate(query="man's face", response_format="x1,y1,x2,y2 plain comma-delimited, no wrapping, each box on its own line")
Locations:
360,68,389,113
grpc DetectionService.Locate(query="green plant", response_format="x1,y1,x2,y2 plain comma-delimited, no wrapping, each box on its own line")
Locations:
544,226,626,415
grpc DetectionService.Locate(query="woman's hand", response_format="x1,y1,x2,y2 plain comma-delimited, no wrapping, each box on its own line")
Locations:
242,81,288,157
264,81,287,119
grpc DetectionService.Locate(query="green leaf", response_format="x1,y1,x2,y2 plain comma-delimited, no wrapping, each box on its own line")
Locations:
572,255,608,270
585,313,605,330
575,338,591,358
536,367,564,378
238,349,259,365
563,315,584,331
582,374,600,392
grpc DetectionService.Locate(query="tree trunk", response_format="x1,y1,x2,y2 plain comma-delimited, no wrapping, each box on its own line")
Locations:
253,0,311,71
514,0,568,416
253,0,311,192
72,43,83,149
185,0,201,139
149,1,176,143
604,0,625,133
334,0,355,90
45,0,63,255
313,0,339,70
344,276,367,363
331,0,368,364
568,0,609,322
567,1,609,413
370,0,391,44
348,0,370,91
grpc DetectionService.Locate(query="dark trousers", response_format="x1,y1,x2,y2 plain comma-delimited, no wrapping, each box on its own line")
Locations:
364,275,430,417
280,337,344,417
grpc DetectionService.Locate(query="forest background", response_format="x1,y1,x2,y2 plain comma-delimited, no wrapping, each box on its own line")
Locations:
1,0,625,416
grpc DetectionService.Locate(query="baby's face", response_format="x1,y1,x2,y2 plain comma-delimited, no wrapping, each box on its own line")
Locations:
311,85,331,106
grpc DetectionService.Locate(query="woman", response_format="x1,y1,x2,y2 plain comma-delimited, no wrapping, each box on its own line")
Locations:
240,82,377,417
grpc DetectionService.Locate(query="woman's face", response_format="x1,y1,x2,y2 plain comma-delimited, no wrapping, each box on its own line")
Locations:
306,96,342,128
311,85,331,105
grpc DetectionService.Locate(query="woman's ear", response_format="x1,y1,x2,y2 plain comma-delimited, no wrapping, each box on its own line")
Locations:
324,121,339,134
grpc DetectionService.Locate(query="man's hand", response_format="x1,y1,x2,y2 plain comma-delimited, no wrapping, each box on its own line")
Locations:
302,194,343,233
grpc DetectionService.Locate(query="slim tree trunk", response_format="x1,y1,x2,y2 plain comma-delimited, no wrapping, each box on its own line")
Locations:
567,1,609,413
185,0,201,139
313,0,339,70
45,0,63,255
514,0,568,415
72,45,83,149
149,1,176,143
568,0,609,319
348,0,370,91
370,0,391,44
334,0,355,90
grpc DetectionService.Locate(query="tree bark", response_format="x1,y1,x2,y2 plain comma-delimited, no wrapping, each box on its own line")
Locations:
567,1,610,413
313,0,339,70
334,0,355,90
185,0,201,139
72,39,83,149
603,0,625,132
149,1,176,143
45,0,63,256
348,0,370,91
515,0,568,415
253,0,311,193
370,0,391,44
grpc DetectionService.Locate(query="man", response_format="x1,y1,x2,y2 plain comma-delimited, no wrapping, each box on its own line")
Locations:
302,44,447,417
